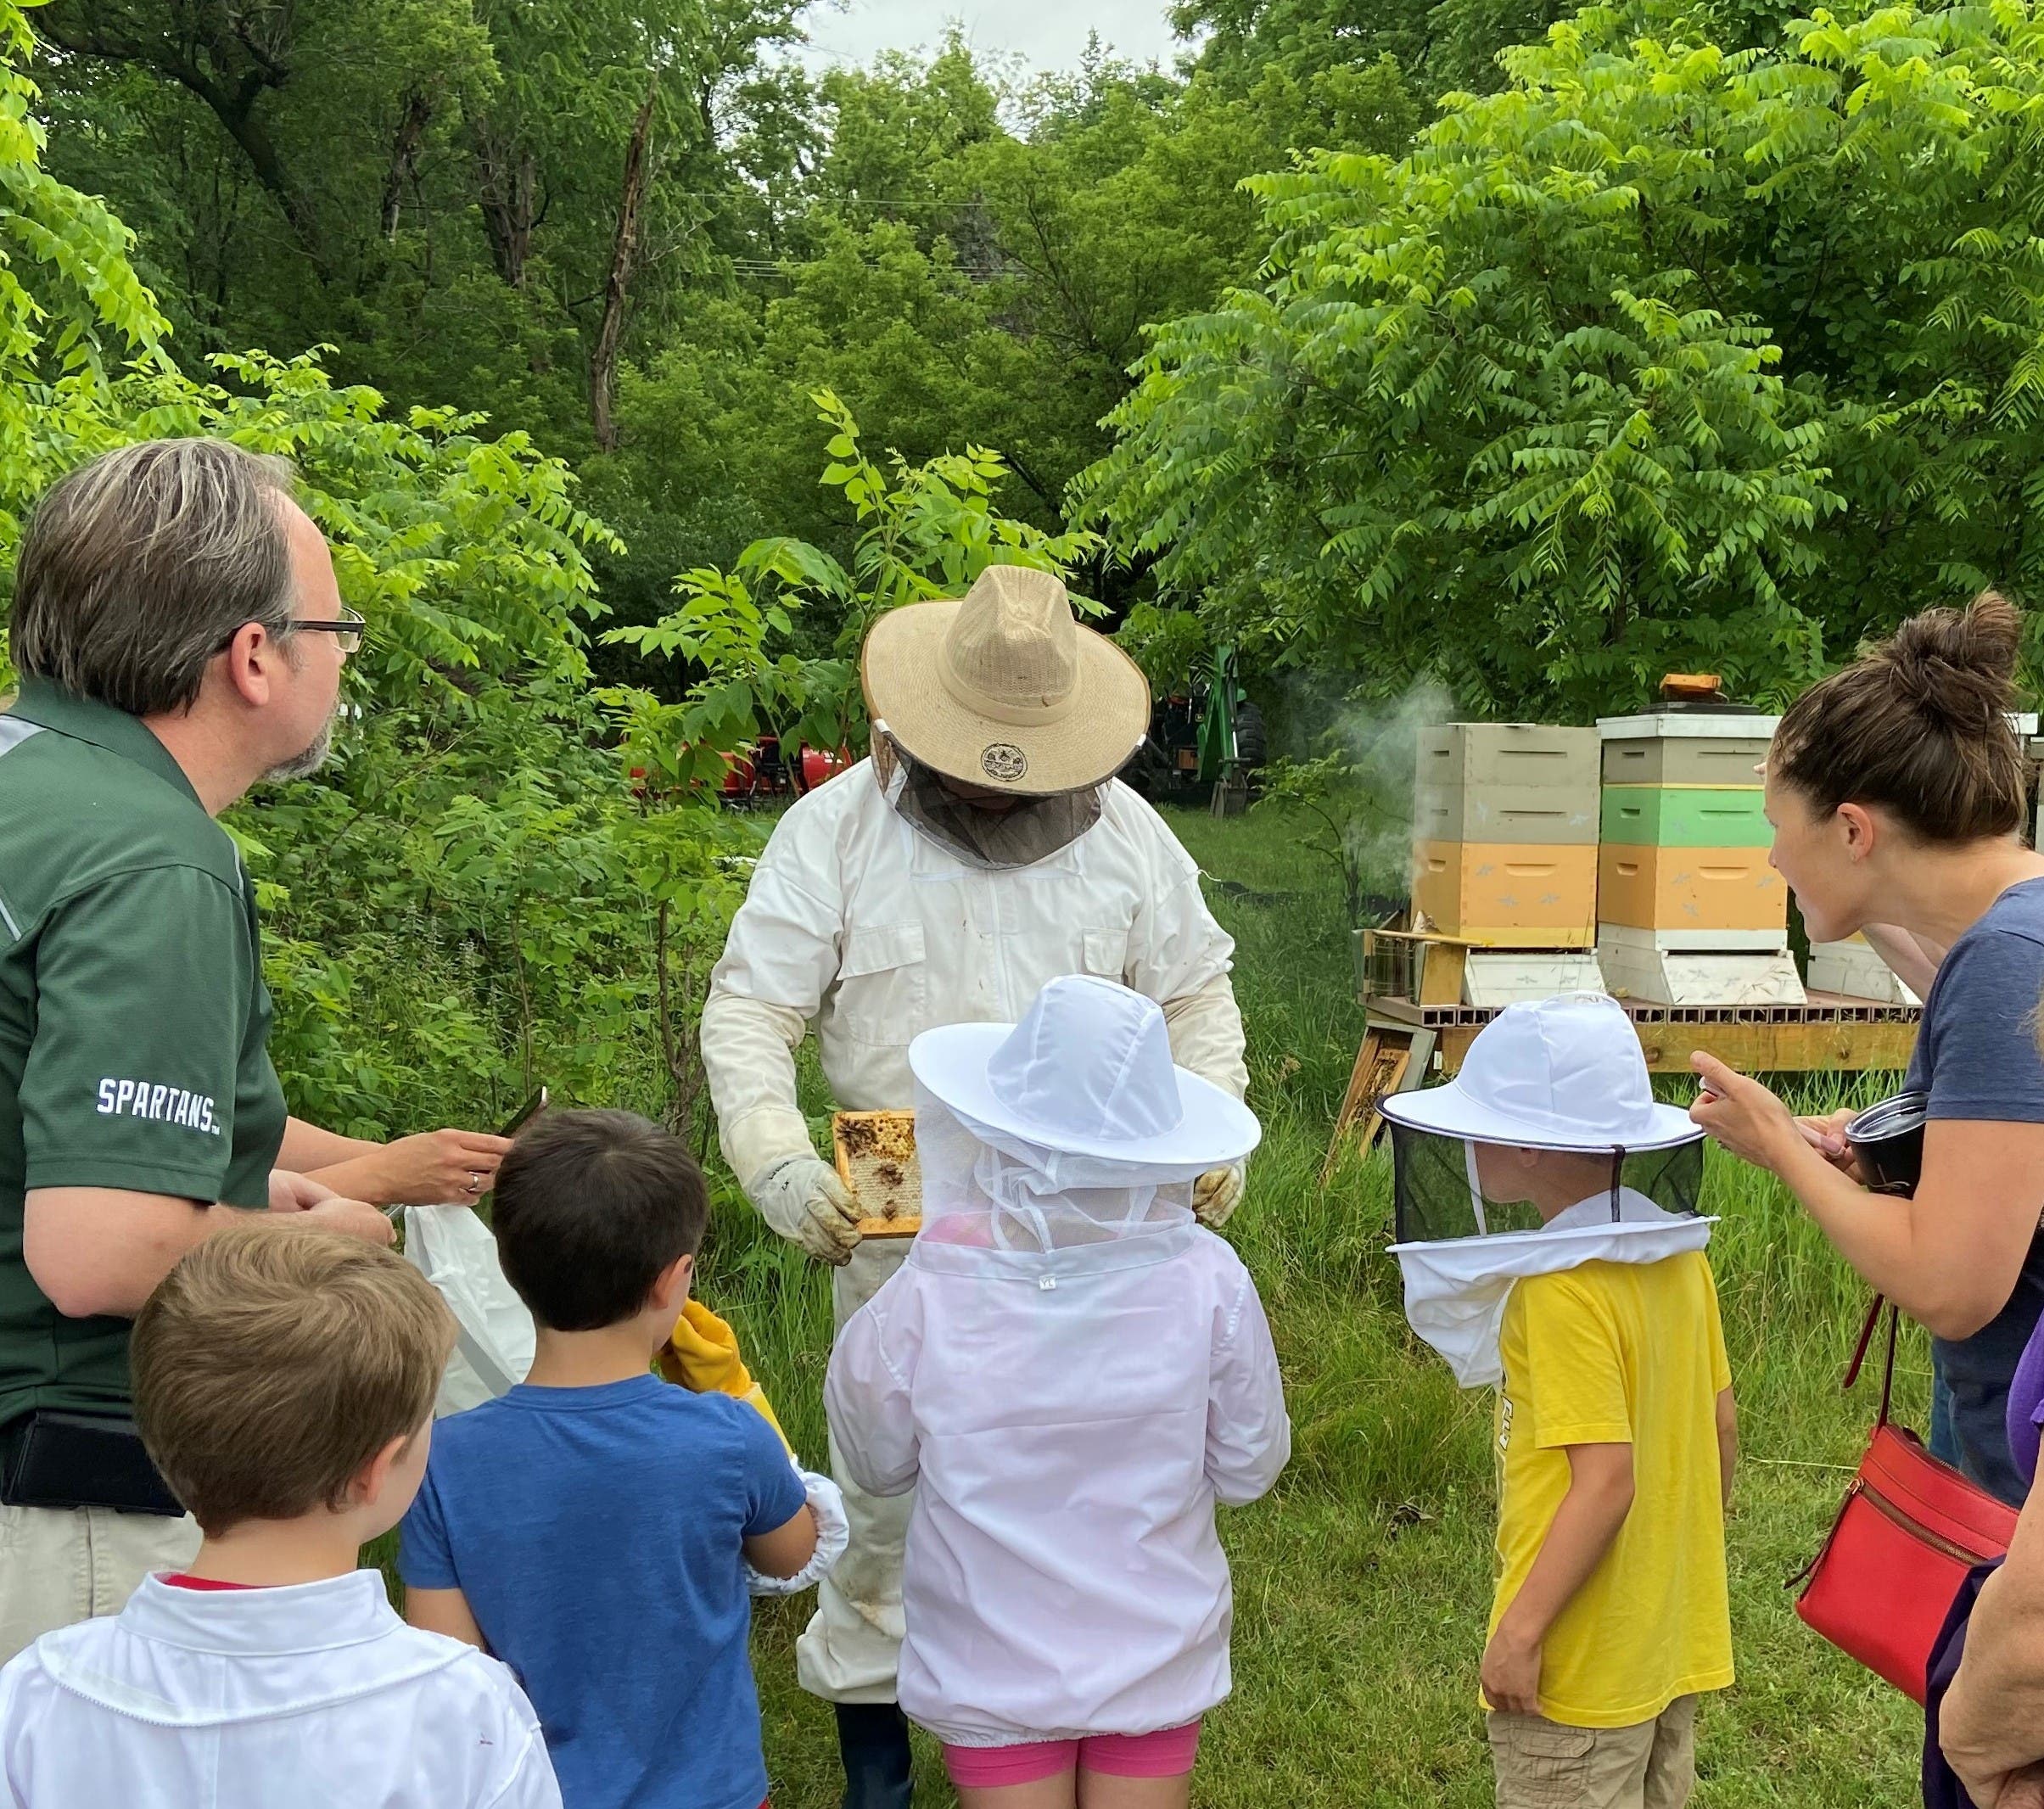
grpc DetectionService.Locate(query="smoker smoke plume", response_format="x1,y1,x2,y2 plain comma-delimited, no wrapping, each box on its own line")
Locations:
1331,681,1455,910
1265,678,1453,922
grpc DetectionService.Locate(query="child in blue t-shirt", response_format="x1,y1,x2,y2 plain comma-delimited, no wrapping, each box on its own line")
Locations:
400,1109,825,1809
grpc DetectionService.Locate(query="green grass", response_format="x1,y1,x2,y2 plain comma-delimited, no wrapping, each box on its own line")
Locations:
691,802,1929,1806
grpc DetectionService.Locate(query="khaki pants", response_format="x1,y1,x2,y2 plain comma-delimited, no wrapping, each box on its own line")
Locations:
1488,1695,1697,1809
798,1236,913,1705
0,1502,199,1664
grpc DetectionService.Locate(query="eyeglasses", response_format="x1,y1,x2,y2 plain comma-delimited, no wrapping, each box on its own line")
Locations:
292,606,365,654
216,606,366,656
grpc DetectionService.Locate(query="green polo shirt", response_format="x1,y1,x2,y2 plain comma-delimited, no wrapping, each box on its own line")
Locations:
0,679,288,1427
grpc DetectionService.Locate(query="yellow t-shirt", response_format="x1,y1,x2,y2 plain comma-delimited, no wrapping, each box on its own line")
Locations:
1488,1251,1734,1728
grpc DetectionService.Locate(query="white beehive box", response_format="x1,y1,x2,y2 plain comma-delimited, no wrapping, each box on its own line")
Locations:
1597,937,1806,1007
1596,925,1787,954
1459,951,1608,1007
1806,937,1918,1006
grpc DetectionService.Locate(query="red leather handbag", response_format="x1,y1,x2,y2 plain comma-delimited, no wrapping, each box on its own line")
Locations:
1793,1299,2019,1704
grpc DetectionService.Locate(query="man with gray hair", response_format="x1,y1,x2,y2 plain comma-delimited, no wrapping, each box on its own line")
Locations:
0,438,506,1657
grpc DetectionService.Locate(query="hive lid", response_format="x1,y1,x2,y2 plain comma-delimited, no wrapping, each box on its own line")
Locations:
1602,706,2031,740
1598,708,1781,741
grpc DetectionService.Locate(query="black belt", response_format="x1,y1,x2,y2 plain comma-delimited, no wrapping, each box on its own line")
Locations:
0,1410,184,1516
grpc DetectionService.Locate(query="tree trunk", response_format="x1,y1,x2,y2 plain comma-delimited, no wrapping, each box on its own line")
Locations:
589,78,658,454
199,80,333,281
33,10,329,280
380,91,434,240
473,122,540,288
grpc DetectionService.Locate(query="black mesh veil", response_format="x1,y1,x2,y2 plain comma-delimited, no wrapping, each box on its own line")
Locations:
1390,1123,1705,1245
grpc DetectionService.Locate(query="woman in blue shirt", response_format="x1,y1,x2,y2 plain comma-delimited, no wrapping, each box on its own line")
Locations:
1691,591,2044,1506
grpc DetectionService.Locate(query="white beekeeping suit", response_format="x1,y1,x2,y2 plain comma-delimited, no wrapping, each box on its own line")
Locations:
826,977,1286,1750
699,565,1248,1767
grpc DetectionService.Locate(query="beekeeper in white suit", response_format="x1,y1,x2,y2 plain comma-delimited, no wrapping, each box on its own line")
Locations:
700,562,1248,1808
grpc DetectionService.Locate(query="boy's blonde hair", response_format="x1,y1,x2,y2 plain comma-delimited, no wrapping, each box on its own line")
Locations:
132,1223,455,1534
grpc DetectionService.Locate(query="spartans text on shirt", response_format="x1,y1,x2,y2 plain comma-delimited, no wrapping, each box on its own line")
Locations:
94,1078,221,1134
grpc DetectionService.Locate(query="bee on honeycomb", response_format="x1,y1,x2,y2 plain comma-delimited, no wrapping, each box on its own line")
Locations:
832,1111,921,1238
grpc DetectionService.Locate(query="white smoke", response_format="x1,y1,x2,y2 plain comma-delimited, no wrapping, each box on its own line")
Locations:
1263,678,1455,924
1330,681,1455,907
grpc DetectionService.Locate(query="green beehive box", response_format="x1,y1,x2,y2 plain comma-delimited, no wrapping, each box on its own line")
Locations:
1599,785,1771,848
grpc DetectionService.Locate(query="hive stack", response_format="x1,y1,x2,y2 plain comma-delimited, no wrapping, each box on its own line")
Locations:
1412,725,1604,1004
1594,710,1803,1005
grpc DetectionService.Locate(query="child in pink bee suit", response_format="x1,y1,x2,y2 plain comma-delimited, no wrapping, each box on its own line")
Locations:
825,974,1290,1808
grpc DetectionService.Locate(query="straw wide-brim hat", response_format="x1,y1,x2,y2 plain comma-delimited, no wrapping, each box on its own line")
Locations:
861,564,1152,797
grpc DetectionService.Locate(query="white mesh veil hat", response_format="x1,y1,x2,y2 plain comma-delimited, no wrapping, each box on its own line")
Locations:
1378,993,1700,1151
1379,994,1711,1390
860,565,1152,798
909,974,1260,1172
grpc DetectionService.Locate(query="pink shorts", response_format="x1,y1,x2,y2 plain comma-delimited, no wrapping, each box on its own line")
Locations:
941,1721,1202,1789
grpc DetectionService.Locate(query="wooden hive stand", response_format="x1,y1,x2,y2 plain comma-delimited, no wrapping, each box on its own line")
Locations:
1322,990,1919,1179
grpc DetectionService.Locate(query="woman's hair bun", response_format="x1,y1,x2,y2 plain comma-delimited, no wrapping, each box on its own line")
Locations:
1773,587,2029,843
1880,588,2022,731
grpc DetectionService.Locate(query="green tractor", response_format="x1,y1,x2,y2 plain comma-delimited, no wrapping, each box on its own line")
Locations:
1125,643,1264,806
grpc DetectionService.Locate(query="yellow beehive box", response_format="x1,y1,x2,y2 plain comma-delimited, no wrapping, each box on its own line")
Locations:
1597,844,1786,933
1412,841,1597,947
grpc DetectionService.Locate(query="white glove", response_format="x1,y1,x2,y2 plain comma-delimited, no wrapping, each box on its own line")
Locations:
751,1154,862,1265
1193,1163,1246,1229
746,1463,851,1597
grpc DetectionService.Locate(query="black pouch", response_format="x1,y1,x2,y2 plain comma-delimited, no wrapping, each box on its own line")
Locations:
1,1411,184,1516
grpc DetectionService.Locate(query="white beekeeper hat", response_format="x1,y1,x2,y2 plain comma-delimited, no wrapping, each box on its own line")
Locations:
1380,994,1710,1392
910,974,1260,1171
1379,993,1700,1152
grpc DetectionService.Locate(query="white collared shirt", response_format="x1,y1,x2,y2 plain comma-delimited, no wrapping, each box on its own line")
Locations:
0,1570,560,1807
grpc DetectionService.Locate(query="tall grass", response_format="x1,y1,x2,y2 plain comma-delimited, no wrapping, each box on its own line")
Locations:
699,804,1928,1805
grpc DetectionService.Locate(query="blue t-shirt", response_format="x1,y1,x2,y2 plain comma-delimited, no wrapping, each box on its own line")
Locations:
1904,876,2044,1505
399,1375,805,1809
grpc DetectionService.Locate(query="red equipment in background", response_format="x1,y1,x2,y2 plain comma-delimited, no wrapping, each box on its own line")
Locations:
798,742,852,792
720,736,853,805
621,736,846,805
630,736,854,805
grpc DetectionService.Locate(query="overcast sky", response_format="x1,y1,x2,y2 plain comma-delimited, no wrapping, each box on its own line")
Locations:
799,0,1189,77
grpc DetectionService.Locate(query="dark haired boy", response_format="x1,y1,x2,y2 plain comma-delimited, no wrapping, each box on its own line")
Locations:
401,1109,821,1809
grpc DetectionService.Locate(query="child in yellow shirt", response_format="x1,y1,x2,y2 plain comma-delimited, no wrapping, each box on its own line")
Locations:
1382,995,1735,1809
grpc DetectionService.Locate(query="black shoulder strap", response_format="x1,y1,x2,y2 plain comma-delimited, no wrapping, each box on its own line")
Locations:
1842,1294,1899,1429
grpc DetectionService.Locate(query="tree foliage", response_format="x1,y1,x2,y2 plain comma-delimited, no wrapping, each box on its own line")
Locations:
26,7,1431,645
1082,0,2044,716
0,0,756,1136
607,389,1103,790
24,0,2044,1142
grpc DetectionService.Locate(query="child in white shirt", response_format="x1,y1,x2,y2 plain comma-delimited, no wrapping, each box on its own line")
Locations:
0,1222,559,1809
826,975,1290,1808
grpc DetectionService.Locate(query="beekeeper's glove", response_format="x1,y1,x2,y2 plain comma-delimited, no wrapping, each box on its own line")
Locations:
657,1298,792,1453
751,1154,862,1265
1193,1162,1246,1229
745,1464,850,1598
